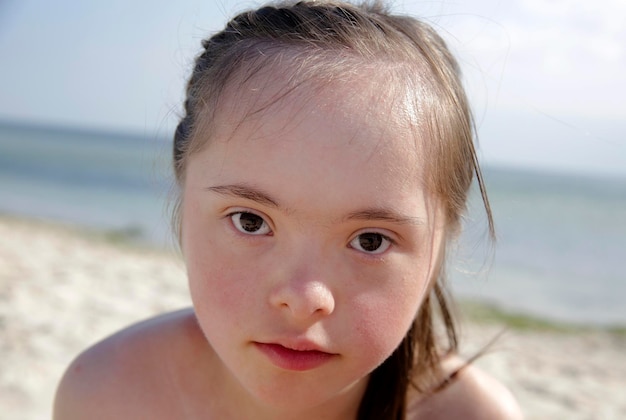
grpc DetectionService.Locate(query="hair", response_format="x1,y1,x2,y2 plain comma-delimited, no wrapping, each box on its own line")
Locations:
172,1,494,418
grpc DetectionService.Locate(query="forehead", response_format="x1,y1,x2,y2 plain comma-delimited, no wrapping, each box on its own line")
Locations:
185,62,438,219
210,58,425,159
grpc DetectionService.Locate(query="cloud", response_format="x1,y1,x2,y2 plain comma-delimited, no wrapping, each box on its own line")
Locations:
513,0,624,64
439,0,626,119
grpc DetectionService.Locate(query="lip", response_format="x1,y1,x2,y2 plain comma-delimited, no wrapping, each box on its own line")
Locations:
254,342,336,371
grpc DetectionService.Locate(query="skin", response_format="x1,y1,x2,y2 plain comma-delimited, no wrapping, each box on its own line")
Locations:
180,73,444,418
54,70,523,419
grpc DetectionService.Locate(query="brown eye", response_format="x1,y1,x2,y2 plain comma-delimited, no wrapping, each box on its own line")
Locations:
230,212,271,235
350,232,391,254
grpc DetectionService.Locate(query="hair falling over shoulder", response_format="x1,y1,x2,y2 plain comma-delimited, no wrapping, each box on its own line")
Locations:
172,1,494,418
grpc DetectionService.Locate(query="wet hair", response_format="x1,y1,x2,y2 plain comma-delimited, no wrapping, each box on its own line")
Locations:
172,1,493,419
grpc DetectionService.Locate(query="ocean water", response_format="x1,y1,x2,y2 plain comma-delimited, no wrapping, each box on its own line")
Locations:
1,120,624,326
0,120,173,245
449,168,626,326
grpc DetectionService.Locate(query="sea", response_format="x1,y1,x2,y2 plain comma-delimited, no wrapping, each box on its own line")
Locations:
1,120,625,327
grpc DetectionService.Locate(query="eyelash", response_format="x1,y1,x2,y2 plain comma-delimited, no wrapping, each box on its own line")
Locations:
348,231,395,255
225,210,396,255
227,210,273,236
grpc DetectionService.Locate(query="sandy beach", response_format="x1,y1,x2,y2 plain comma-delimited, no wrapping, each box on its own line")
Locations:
1,216,624,419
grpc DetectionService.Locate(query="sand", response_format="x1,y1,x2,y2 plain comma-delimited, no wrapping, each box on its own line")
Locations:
1,216,624,419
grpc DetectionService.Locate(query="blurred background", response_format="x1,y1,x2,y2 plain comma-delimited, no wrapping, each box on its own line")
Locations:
1,0,625,326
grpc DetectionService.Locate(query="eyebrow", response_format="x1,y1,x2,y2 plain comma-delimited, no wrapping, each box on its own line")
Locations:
345,208,425,226
206,183,423,226
206,184,280,208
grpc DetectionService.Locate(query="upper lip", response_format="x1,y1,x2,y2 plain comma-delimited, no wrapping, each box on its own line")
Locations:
256,338,335,354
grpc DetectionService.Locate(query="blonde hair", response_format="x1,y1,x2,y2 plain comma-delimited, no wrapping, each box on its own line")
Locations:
172,1,493,418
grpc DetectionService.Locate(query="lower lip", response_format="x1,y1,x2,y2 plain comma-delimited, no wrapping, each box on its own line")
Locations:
255,343,335,371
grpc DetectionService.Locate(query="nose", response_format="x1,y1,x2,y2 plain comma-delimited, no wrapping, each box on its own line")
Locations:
269,268,336,323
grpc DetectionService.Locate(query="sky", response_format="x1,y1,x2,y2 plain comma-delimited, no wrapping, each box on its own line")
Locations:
0,0,624,177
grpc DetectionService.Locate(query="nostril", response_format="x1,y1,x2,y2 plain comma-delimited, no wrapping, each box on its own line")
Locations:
270,280,335,320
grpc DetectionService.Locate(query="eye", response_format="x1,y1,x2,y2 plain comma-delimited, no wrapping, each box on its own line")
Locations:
349,232,391,255
230,212,272,235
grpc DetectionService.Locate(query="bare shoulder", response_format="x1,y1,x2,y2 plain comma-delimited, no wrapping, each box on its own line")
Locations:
409,356,523,420
53,308,206,419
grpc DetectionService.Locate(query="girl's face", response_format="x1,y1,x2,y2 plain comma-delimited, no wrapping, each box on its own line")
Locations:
181,73,446,415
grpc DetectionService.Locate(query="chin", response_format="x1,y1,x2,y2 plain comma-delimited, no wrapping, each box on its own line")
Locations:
234,363,368,416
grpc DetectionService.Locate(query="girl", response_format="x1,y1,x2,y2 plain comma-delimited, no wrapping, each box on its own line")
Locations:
55,1,521,418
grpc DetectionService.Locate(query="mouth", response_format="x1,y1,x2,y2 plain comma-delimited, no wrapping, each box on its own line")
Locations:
254,342,336,371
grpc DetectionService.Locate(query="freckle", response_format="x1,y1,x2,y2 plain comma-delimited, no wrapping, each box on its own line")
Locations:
73,364,83,374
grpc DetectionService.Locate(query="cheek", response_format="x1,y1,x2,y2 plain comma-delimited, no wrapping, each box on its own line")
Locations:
182,207,255,332
349,271,429,366
185,236,255,326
